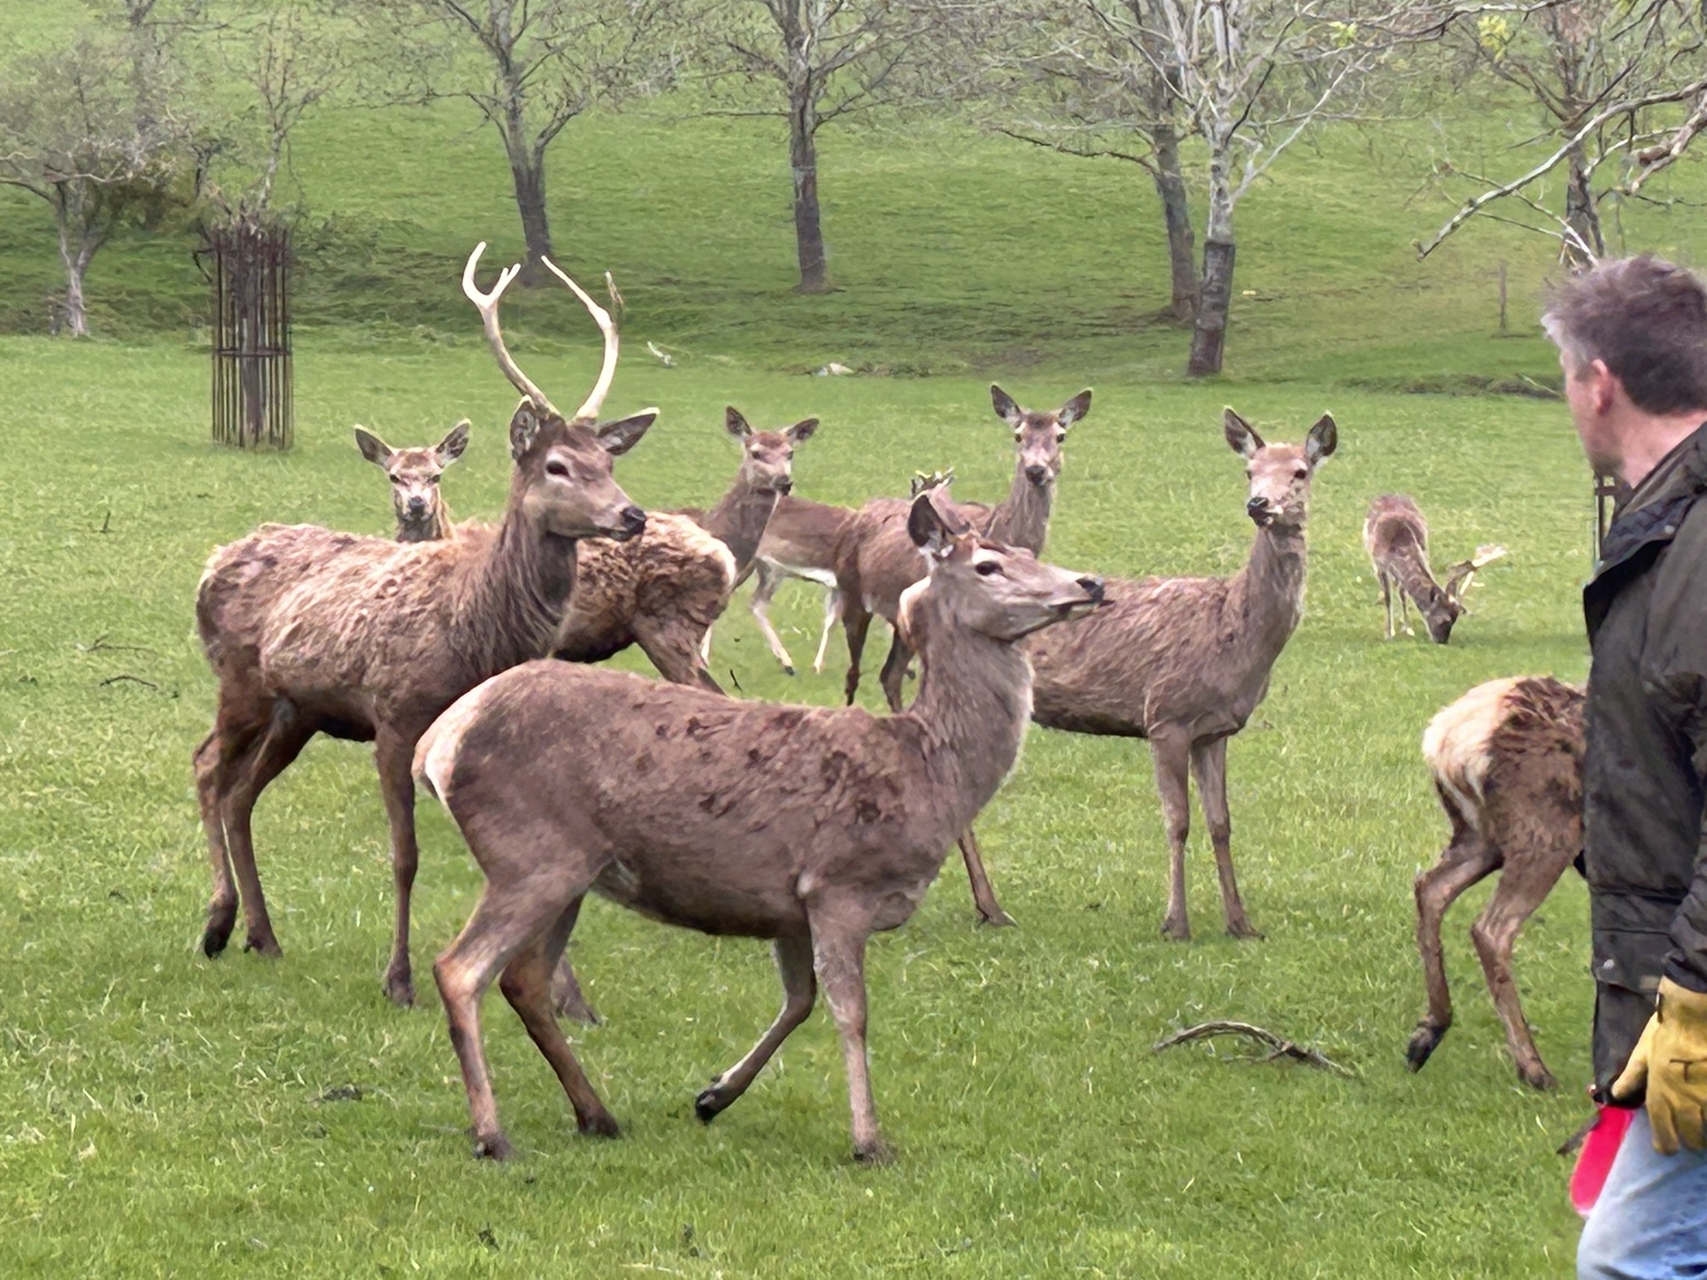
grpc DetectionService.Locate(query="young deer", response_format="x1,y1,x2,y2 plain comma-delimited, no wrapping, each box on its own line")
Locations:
738,496,851,676
556,407,818,692
1406,675,1585,1090
412,493,1103,1163
1023,409,1338,941
1363,494,1506,643
193,243,654,1006
354,421,470,542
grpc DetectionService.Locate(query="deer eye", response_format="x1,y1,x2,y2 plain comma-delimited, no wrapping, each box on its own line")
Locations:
1055,432,1066,444
427,475,440,484
546,460,570,479
1293,467,1307,480
975,560,1001,576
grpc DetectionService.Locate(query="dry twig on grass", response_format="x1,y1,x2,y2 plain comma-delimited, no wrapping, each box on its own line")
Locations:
1153,1021,1356,1077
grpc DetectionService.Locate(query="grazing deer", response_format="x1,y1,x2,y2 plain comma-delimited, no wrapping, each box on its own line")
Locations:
1362,494,1506,643
354,420,470,542
412,493,1104,1163
1406,675,1585,1090
1024,409,1338,941
193,242,654,1006
556,408,818,693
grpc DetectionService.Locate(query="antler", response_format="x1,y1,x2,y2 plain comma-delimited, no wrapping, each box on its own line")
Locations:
1444,544,1508,604
910,467,955,498
540,256,618,424
462,243,561,420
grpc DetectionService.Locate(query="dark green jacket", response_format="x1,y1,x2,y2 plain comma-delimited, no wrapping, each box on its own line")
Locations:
1584,422,1707,1098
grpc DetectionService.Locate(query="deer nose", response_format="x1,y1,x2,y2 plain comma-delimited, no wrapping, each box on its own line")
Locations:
1025,464,1049,485
1246,497,1270,518
1077,576,1105,604
775,477,793,495
407,496,426,515
620,505,647,537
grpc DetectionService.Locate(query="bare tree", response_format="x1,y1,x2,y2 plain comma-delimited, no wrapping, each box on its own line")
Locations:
1417,0,1707,265
0,17,193,336
707,0,933,293
366,0,681,274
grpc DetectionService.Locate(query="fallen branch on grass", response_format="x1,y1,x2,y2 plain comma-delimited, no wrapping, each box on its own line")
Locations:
1153,1021,1356,1077
99,674,159,691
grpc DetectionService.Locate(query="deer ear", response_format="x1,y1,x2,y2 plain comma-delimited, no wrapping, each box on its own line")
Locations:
354,427,392,466
597,409,658,457
509,400,543,461
1057,389,1092,428
1305,413,1338,466
1223,408,1264,458
908,491,957,559
991,383,1023,427
786,417,819,442
724,406,752,439
437,419,471,464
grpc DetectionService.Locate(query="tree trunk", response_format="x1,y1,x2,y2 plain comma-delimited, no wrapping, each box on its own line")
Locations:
1187,143,1235,377
788,89,830,294
1563,140,1604,269
53,192,94,339
1151,123,1197,324
508,151,555,277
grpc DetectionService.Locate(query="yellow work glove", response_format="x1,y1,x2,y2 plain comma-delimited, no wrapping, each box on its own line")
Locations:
1611,976,1707,1154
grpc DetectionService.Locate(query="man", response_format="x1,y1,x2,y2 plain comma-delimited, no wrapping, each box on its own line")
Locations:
1549,256,1707,1277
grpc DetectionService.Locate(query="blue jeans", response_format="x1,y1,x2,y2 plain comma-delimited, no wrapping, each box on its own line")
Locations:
1578,1110,1707,1278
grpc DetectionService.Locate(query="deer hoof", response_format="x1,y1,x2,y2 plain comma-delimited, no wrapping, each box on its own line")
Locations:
1517,1063,1557,1092
242,933,283,959
694,1086,727,1124
852,1138,896,1166
473,1132,514,1161
1405,1023,1446,1072
1160,918,1191,942
383,972,416,1008
202,917,234,958
782,665,796,677
579,1111,621,1139
977,907,1018,928
1225,920,1264,941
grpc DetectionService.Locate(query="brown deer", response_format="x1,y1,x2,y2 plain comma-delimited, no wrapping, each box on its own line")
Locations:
558,408,817,692
412,493,1104,1163
193,242,654,1007
1362,494,1506,643
1023,409,1338,941
1406,675,1585,1090
354,420,470,542
835,385,1092,714
738,496,851,676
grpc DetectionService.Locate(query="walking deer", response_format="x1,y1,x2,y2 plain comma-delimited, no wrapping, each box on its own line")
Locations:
738,496,851,676
193,242,654,1006
558,407,817,691
355,420,470,542
1024,409,1337,941
1406,675,1585,1090
1362,494,1506,643
412,493,1104,1163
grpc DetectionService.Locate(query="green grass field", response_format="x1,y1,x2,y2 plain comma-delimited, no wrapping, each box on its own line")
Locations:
2,20,1696,1273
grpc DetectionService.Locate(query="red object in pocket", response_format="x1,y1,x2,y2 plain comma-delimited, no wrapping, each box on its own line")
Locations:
1571,1104,1636,1216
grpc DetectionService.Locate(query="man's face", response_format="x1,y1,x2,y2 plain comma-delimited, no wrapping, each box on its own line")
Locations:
1562,347,1622,477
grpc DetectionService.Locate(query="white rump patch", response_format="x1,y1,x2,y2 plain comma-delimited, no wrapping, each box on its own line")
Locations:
1422,676,1522,829
414,678,500,804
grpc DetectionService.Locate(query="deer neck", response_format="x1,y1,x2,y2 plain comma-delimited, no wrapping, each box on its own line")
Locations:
698,477,778,577
905,600,1035,830
1230,521,1309,660
985,467,1053,554
1387,550,1449,621
455,500,579,677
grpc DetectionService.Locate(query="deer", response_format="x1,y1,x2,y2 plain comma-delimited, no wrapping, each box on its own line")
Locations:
1362,494,1506,643
1405,675,1586,1090
411,492,1104,1164
192,242,655,1008
354,420,471,542
1022,409,1338,941
558,407,818,692
735,496,852,677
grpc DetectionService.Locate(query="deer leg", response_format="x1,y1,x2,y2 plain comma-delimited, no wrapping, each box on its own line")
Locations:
218,700,315,959
695,929,816,1123
842,601,873,706
1468,821,1577,1091
750,563,798,675
1397,586,1415,637
812,588,842,674
635,620,725,695
957,827,1015,926
1406,816,1499,1074
550,895,598,1024
499,901,620,1140
877,629,913,714
194,729,240,957
1379,570,1395,639
1191,737,1260,939
699,623,714,667
808,909,889,1164
375,730,421,1007
1151,733,1194,941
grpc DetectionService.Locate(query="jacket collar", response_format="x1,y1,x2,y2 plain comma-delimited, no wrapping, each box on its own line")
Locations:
1592,422,1707,582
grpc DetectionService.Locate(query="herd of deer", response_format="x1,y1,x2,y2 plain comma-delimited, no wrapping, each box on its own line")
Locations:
189,242,1586,1162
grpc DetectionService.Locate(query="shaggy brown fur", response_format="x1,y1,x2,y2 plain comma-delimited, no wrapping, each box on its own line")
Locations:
1362,494,1505,644
356,420,469,542
1407,675,1586,1089
1023,409,1338,941
193,243,655,1007
412,494,1103,1163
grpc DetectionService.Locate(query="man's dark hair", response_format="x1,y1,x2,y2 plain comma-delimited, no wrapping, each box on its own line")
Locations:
1544,256,1707,414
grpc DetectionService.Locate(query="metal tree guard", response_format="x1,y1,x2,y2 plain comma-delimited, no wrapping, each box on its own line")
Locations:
210,221,293,449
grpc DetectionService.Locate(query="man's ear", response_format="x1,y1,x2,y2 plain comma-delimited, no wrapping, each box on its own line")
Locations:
1305,413,1338,467
786,417,819,442
437,419,471,464
724,406,752,439
509,400,544,461
991,383,1023,427
354,427,392,466
1057,389,1092,428
597,409,658,456
1223,407,1264,459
